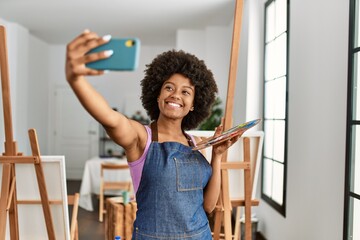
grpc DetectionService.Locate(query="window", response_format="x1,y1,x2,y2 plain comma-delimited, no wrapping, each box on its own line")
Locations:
345,0,360,239
262,0,289,216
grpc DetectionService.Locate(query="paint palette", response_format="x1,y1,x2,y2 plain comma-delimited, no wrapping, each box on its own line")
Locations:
192,119,261,150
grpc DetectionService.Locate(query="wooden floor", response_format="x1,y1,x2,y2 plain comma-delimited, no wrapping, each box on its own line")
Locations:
67,180,106,240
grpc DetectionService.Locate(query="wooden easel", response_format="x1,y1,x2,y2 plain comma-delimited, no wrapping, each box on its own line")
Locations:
211,0,257,239
0,25,56,239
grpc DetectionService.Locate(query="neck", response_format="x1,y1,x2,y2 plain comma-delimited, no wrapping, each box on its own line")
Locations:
155,117,189,144
156,116,183,135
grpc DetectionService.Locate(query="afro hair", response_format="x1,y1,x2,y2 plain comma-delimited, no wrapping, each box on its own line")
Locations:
141,50,218,130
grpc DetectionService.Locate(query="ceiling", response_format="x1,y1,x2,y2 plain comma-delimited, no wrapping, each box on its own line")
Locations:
0,0,235,46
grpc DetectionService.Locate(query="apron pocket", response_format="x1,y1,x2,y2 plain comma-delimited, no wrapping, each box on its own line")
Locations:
174,155,203,191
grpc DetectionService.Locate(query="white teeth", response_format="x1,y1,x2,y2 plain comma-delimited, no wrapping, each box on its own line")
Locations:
168,102,181,107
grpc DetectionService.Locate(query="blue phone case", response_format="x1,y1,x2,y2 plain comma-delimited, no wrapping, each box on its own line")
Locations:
86,38,140,71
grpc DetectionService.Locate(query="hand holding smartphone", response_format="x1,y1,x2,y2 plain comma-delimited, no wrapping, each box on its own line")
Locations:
86,38,140,71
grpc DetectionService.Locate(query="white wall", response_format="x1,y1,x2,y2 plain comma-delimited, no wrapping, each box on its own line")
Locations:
245,0,263,123
28,35,50,155
0,19,50,156
176,29,207,61
255,0,349,239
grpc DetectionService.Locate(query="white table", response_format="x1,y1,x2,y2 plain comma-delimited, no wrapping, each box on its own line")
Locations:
79,156,131,211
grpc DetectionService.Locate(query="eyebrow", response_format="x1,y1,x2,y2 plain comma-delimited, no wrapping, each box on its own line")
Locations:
183,85,195,92
164,81,195,92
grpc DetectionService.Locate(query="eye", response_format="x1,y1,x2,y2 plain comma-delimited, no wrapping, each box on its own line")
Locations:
182,90,191,96
164,85,173,91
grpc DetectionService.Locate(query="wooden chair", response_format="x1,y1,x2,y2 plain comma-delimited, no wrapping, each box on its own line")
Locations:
68,193,80,240
188,130,264,239
99,163,132,222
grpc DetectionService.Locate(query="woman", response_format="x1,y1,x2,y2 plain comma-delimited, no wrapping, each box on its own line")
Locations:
66,30,240,239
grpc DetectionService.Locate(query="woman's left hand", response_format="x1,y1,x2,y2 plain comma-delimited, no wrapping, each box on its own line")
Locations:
211,125,243,156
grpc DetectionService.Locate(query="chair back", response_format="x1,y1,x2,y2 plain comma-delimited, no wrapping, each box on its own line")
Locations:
99,162,132,222
100,163,132,192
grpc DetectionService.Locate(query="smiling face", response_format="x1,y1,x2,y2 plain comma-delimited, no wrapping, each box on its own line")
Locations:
157,73,195,121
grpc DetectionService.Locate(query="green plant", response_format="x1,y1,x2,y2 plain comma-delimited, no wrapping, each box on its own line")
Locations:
198,97,223,130
131,110,150,125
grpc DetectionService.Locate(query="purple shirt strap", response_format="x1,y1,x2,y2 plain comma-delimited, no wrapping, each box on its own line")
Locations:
128,125,152,194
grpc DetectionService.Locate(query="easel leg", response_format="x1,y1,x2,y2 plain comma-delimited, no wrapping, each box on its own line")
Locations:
222,170,233,240
213,208,222,239
244,138,252,240
234,207,241,240
8,164,19,240
29,129,56,240
0,164,11,238
244,171,252,240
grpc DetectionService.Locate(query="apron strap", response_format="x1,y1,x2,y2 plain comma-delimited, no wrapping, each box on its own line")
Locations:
150,121,158,142
150,121,195,147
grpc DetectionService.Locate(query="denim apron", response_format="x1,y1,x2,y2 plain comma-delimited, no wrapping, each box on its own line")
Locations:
132,122,212,239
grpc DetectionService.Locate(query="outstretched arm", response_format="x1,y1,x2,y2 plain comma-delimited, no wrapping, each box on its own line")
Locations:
65,30,146,160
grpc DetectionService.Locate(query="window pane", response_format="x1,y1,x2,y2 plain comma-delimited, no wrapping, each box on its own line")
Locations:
351,126,360,194
274,120,285,163
264,120,274,158
274,77,287,118
276,0,287,36
265,42,276,80
264,77,286,119
349,197,360,240
265,35,287,83
275,34,287,77
272,161,284,205
353,52,360,120
264,81,275,118
266,2,275,43
263,158,273,196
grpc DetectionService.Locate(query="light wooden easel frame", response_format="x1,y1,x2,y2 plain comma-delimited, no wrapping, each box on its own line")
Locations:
211,0,258,239
0,25,56,240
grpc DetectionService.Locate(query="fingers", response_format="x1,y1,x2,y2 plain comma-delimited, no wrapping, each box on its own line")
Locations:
82,49,114,65
213,134,241,155
67,30,96,54
67,30,99,52
229,135,240,145
214,125,223,137
67,30,111,60
65,29,112,80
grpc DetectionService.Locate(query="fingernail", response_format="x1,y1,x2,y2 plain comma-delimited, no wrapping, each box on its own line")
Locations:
103,70,110,74
104,50,114,57
83,29,90,33
102,34,112,41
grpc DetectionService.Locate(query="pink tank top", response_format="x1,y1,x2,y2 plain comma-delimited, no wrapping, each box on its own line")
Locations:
128,125,196,194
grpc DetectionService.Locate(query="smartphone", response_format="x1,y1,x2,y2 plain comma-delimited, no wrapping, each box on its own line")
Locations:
86,38,140,71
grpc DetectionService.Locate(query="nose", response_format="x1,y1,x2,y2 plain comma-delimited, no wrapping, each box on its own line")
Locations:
170,91,180,100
